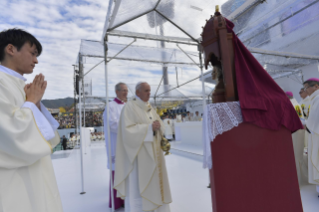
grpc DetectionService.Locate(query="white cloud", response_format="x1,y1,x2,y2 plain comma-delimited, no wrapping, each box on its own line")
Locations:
1,0,213,101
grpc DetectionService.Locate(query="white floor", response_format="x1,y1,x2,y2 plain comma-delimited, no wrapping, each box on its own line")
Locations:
52,141,319,212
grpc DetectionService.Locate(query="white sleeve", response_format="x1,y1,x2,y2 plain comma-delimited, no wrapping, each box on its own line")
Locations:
40,102,59,131
144,124,154,142
22,102,56,141
105,104,119,133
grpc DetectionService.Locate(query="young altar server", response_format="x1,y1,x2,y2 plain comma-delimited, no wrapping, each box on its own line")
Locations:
114,82,172,212
304,78,319,194
103,82,128,209
0,29,63,212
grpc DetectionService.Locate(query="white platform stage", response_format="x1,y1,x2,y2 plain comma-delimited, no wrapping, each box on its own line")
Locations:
52,141,319,212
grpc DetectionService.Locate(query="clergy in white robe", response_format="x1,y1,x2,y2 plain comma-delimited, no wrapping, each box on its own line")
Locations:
304,78,319,194
103,82,127,209
163,117,173,140
299,88,311,119
192,111,202,121
0,29,63,212
286,91,308,186
114,82,172,212
300,88,311,150
176,114,182,123
184,112,192,122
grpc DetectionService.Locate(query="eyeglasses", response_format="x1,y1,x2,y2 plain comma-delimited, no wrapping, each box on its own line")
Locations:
303,85,314,91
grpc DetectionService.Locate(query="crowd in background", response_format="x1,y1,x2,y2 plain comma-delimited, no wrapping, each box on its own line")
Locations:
54,111,104,129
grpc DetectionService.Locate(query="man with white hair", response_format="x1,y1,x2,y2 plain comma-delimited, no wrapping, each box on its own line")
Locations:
114,82,172,212
103,82,128,209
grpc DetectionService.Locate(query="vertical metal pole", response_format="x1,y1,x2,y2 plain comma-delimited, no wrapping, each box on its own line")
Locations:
104,37,115,212
199,46,207,115
160,24,169,86
79,54,86,195
83,88,87,154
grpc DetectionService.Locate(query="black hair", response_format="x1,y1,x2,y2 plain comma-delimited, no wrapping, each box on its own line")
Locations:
303,80,319,87
0,28,42,61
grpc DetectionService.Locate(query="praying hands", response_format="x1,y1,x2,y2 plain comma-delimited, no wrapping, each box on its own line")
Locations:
24,74,47,109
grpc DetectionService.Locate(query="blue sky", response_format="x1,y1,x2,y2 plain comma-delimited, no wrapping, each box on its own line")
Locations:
0,0,213,100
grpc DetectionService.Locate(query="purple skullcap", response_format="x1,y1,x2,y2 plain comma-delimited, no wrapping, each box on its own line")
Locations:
306,78,319,82
285,91,293,98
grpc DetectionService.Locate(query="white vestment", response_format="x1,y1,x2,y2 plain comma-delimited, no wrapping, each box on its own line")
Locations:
184,116,192,122
306,89,319,192
163,119,173,140
0,66,63,212
290,98,308,186
103,98,125,170
300,96,311,119
176,115,182,123
192,115,202,121
115,98,172,212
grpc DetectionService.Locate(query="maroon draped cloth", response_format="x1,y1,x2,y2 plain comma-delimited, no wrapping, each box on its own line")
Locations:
225,19,303,132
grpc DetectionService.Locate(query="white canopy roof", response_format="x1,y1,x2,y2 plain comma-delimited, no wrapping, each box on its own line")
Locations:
76,0,319,100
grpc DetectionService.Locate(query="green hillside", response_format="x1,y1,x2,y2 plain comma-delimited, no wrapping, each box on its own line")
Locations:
42,97,74,109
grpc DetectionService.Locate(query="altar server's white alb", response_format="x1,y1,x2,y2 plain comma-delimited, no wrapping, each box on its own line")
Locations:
0,65,63,212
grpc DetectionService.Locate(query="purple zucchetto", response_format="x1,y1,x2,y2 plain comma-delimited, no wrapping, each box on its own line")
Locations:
285,91,293,98
306,78,319,82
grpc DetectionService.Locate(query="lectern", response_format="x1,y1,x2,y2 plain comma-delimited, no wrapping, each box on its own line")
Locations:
201,6,303,212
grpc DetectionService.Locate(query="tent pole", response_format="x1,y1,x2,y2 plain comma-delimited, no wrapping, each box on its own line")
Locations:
79,53,86,195
104,37,115,212
199,45,207,128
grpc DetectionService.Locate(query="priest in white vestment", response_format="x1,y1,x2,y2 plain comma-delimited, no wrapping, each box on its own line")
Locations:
163,115,173,140
184,112,192,122
103,82,127,209
176,114,182,123
0,29,63,212
114,82,172,212
192,111,202,121
304,78,319,194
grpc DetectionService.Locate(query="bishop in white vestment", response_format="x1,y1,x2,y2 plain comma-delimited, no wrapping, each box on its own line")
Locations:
0,29,63,212
114,82,172,212
103,82,127,209
304,78,319,194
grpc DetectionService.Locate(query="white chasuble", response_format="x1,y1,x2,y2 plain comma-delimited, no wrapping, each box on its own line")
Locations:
114,98,172,212
0,70,63,212
306,89,319,190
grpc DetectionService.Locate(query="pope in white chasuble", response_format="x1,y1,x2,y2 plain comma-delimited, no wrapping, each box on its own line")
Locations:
114,82,172,212
0,29,63,212
304,78,319,194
